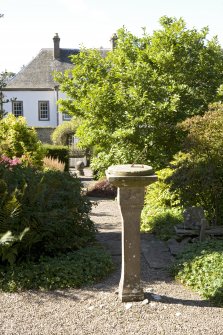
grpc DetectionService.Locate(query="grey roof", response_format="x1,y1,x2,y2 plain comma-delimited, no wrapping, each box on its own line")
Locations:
5,48,80,90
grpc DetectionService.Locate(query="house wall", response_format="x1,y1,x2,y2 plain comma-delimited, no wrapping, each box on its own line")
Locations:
34,127,56,144
3,90,67,127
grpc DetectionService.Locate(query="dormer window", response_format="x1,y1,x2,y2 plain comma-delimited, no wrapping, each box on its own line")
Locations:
38,101,49,121
12,101,23,117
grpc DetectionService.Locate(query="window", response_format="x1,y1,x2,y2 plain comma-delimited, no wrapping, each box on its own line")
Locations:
63,113,71,121
12,101,23,117
38,101,49,121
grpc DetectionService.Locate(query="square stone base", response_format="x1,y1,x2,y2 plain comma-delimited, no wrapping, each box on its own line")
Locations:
119,287,144,302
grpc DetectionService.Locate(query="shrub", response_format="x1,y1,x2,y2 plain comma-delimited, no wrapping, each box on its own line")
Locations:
171,241,223,306
167,104,223,225
43,144,69,171
0,163,95,264
90,144,140,179
141,207,183,240
0,246,114,292
141,168,183,240
87,179,117,198
0,114,44,168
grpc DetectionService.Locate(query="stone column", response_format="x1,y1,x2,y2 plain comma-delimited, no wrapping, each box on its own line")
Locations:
106,164,157,302
118,187,145,301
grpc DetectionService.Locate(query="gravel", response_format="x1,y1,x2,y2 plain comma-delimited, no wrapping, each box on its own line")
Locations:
0,198,222,335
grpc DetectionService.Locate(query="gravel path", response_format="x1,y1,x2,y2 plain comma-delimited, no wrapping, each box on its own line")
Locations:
0,198,222,335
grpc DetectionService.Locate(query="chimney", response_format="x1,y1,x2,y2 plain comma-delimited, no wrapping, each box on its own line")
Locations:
110,33,118,50
53,33,60,59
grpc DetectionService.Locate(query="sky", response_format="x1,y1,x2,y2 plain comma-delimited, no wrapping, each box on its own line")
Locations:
1,0,223,73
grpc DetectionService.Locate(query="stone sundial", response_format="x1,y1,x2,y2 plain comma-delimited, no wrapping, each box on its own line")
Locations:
106,164,157,302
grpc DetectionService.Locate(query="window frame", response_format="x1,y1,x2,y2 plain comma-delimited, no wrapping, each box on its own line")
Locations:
12,100,23,117
38,100,50,121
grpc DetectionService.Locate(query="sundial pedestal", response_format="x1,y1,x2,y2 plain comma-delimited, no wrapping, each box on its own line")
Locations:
106,164,157,302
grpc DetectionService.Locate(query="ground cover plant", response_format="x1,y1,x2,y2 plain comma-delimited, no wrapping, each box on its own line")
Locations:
171,240,223,306
0,246,114,292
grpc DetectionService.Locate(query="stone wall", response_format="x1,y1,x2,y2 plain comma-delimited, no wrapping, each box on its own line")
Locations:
34,127,56,144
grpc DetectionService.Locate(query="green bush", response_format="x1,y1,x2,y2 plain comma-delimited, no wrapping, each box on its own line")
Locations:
141,207,183,240
171,241,223,306
167,104,223,225
141,168,183,240
0,163,95,264
0,246,114,292
90,144,141,179
87,179,117,198
0,114,44,168
43,144,69,171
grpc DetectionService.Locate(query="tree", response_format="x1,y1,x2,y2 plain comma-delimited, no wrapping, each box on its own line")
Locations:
166,103,223,225
0,71,15,119
55,16,223,174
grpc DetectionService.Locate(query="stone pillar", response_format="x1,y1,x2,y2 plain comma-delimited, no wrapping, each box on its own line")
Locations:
118,187,145,301
106,164,157,302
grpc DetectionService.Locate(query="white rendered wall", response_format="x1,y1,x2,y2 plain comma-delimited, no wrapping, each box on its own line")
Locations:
3,90,68,127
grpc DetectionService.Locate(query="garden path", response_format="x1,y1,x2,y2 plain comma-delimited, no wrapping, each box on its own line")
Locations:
0,169,222,334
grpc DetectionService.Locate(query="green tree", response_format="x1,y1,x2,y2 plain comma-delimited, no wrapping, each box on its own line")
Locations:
167,103,223,225
55,16,223,173
0,71,15,119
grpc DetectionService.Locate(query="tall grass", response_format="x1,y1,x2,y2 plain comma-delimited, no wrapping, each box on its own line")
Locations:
43,156,65,171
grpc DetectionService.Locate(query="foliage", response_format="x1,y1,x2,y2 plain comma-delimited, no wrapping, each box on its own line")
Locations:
87,179,117,198
0,114,44,168
43,144,69,171
0,71,15,119
141,168,182,240
0,163,95,265
171,240,223,306
90,144,140,179
141,208,182,240
55,16,223,173
43,156,65,172
167,104,223,225
51,117,80,145
0,246,114,292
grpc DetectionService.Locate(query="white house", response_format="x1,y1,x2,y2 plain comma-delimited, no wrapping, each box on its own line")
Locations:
3,34,80,142
3,34,112,143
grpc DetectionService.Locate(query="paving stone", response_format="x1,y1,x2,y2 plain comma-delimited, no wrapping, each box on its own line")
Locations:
141,237,174,269
167,238,191,256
